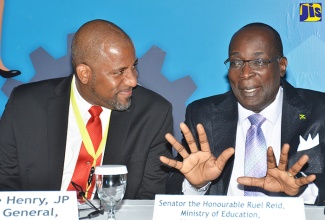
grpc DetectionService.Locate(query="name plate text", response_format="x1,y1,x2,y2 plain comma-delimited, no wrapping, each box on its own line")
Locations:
0,191,78,219
153,194,305,220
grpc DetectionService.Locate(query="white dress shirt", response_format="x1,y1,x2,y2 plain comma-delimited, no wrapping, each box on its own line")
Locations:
227,87,283,195
61,76,111,194
183,87,318,204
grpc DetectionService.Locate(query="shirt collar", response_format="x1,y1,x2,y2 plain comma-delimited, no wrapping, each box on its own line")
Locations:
238,86,283,125
72,75,93,119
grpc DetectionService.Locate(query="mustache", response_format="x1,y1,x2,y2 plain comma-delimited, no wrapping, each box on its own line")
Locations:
118,87,134,93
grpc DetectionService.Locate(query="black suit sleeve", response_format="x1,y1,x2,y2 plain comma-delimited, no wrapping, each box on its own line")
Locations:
313,173,325,205
165,103,196,195
136,102,174,199
0,87,21,190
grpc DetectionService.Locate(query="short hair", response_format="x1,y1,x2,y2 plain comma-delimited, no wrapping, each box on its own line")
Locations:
229,22,284,57
71,19,132,70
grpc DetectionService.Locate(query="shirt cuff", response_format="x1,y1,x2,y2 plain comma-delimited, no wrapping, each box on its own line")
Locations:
298,172,318,204
182,178,210,195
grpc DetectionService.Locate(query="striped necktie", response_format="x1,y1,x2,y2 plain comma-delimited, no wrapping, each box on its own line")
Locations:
244,114,267,196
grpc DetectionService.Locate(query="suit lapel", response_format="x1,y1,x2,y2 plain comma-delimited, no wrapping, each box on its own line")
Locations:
281,79,312,156
211,92,238,153
102,103,135,164
210,92,238,195
46,76,72,189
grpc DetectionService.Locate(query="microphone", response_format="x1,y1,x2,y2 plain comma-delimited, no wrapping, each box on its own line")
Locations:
70,181,104,219
80,209,105,219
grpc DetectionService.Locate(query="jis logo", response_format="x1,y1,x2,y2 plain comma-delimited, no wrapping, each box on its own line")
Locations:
300,3,322,21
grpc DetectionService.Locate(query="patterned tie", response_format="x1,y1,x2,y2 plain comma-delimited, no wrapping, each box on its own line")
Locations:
244,114,267,196
67,106,103,199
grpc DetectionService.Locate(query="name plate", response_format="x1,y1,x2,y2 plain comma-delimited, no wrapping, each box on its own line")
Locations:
153,194,305,220
0,191,78,219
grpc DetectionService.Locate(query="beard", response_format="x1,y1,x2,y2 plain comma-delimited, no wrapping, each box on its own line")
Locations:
91,74,132,111
104,95,132,111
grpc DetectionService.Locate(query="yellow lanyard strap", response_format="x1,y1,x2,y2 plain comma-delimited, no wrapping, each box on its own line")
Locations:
70,78,111,167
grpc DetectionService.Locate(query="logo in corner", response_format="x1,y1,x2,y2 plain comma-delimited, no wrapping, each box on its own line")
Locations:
300,3,322,22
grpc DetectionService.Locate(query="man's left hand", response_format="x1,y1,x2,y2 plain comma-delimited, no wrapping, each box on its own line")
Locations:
237,143,316,196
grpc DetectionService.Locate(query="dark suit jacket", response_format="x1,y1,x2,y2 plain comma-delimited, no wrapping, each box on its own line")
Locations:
167,79,325,205
0,75,173,199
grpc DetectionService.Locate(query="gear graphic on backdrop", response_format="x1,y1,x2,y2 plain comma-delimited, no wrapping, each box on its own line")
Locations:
2,34,196,142
137,46,197,142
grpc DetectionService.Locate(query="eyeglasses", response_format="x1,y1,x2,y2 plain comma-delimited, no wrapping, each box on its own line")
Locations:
71,181,104,219
224,57,281,70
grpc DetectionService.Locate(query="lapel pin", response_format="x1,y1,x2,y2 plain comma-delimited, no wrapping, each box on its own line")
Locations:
299,114,306,120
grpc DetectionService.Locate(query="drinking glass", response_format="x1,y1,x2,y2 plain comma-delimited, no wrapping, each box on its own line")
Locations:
95,165,127,220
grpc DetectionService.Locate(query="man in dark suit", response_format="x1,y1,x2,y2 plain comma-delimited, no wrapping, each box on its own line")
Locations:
0,19,173,200
160,22,325,205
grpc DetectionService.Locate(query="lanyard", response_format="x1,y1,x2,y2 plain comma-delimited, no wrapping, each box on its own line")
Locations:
70,78,111,168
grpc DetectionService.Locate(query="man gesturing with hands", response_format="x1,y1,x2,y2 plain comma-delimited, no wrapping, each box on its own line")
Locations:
160,22,325,205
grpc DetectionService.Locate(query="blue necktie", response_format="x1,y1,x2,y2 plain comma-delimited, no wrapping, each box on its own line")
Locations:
244,114,267,196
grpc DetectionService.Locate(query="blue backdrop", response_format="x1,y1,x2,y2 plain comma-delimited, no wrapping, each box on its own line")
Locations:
1,0,324,140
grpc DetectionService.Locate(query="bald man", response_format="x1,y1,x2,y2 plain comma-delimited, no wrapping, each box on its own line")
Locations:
0,19,173,200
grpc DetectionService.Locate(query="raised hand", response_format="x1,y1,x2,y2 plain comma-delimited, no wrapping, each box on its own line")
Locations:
160,122,234,189
237,143,316,196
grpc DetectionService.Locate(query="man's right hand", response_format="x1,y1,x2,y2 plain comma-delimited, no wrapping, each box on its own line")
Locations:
160,122,235,189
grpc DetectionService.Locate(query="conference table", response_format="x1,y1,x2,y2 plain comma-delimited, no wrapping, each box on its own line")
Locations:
79,200,325,220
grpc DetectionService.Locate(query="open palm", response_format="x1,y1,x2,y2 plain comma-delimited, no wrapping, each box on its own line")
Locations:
237,144,316,196
160,123,234,188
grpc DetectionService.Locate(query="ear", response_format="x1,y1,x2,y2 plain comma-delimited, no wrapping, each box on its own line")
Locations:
76,64,91,84
279,57,287,78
